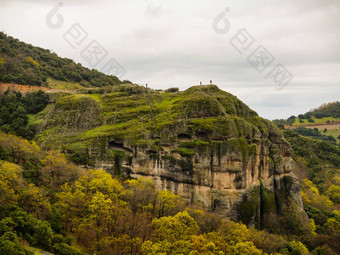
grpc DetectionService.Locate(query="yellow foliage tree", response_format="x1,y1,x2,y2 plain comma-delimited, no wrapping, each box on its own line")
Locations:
54,183,87,232
124,177,156,213
0,161,25,207
41,150,82,188
26,56,39,67
151,211,199,243
0,131,41,164
326,185,340,203
232,241,263,255
80,169,125,202
300,179,333,211
18,183,51,218
155,190,182,217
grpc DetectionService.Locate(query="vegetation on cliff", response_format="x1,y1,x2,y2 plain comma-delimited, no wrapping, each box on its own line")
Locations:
270,98,340,253
31,84,283,170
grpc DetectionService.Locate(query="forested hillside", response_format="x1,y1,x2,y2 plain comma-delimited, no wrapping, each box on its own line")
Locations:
0,32,121,87
0,131,319,255
309,102,340,119
274,103,340,254
273,101,340,127
275,129,340,254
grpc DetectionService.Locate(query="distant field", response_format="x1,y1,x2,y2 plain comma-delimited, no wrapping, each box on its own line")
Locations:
289,116,340,145
292,117,340,126
0,83,50,94
293,124,340,145
0,82,75,94
324,128,340,144
306,124,340,130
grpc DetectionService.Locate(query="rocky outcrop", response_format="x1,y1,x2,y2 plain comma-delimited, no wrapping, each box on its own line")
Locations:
36,84,309,229
115,131,306,229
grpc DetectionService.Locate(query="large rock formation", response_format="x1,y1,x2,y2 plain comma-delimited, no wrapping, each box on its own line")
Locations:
36,84,308,229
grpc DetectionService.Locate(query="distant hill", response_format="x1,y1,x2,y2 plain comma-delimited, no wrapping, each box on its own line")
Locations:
309,101,340,118
0,32,121,87
273,102,340,145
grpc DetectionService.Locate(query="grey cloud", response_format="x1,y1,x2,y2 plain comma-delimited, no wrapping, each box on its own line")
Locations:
0,0,339,119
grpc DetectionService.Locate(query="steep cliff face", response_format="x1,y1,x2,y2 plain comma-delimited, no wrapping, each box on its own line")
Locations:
127,125,305,229
36,84,308,229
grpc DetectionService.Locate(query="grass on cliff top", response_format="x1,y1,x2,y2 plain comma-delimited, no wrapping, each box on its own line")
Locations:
86,93,102,102
78,119,145,141
173,148,196,157
37,84,280,150
28,114,43,125
325,129,340,144
98,84,256,127
46,78,85,90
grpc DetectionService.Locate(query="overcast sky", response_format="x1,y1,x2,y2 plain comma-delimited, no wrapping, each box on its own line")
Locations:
0,0,339,119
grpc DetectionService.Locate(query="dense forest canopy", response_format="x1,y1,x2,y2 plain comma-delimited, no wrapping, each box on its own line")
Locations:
0,90,49,140
0,32,121,87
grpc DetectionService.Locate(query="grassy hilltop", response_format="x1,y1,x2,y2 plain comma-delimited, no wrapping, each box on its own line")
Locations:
33,84,282,166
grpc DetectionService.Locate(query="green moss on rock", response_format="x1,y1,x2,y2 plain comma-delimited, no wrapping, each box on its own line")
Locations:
36,85,287,175
173,148,195,157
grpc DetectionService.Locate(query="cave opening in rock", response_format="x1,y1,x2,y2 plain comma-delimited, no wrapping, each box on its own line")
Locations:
146,149,157,155
197,131,208,140
178,134,192,142
108,141,133,153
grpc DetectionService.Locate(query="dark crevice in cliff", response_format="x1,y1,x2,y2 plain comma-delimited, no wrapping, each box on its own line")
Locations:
242,161,248,189
210,141,215,212
259,181,264,229
133,171,198,186
269,149,281,216
273,177,281,215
